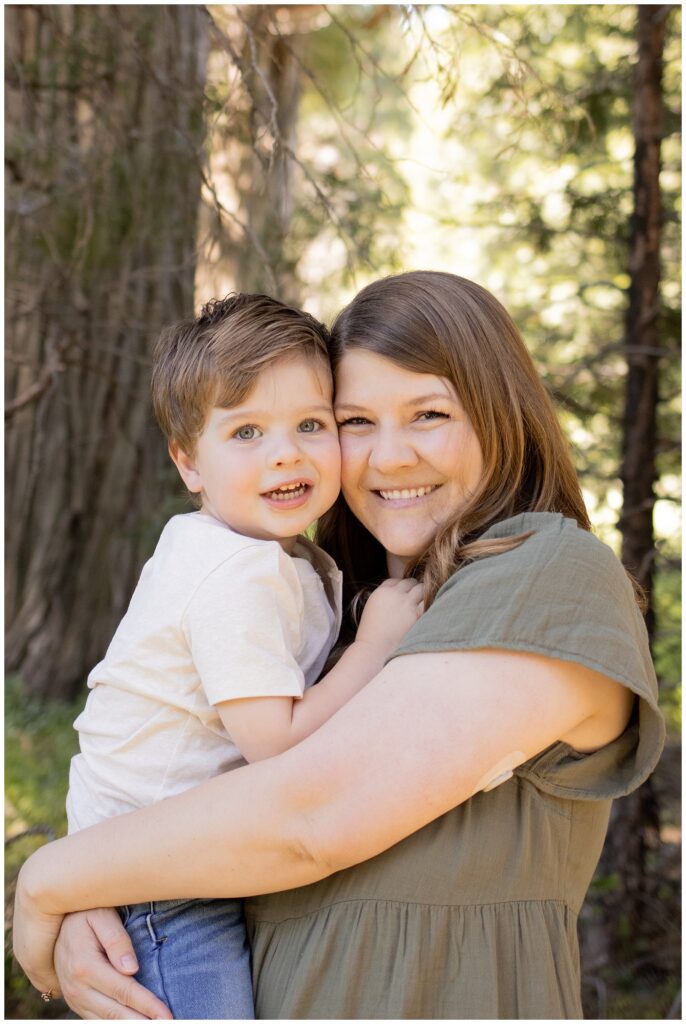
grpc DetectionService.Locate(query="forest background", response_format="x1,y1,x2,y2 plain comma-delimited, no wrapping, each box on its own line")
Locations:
5,3,681,1019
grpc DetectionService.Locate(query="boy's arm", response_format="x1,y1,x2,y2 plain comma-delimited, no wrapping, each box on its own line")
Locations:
217,578,423,761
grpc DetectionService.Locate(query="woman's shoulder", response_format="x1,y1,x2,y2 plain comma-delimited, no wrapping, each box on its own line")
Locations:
481,510,618,565
394,510,655,703
438,511,629,602
482,510,613,556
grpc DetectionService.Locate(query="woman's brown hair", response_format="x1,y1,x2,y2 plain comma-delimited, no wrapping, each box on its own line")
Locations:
316,271,594,635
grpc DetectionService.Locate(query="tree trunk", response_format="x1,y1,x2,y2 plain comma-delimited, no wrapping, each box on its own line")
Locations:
619,4,668,631
200,5,308,302
602,0,668,948
6,5,209,700
236,6,304,299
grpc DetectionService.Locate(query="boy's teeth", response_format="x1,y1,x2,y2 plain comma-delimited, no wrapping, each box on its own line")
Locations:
267,483,308,500
379,485,438,500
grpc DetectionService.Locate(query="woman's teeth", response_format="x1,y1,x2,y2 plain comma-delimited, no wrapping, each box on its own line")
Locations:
266,483,308,501
378,485,439,500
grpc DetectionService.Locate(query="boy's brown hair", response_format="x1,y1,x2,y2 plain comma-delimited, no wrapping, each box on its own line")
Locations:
151,293,331,455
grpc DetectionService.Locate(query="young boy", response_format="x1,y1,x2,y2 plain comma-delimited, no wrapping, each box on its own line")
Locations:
65,294,423,1019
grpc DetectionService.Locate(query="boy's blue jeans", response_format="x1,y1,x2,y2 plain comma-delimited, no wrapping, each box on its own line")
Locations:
119,898,255,1020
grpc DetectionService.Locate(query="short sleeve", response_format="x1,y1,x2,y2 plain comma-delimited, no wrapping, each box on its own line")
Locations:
389,513,665,801
182,542,306,705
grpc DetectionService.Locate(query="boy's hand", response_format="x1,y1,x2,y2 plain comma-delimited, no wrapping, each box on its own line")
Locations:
355,578,424,656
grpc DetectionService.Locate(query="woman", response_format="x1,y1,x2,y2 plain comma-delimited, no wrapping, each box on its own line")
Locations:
14,272,664,1019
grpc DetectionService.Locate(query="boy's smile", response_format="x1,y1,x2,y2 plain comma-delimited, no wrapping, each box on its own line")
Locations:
171,355,341,551
261,478,315,508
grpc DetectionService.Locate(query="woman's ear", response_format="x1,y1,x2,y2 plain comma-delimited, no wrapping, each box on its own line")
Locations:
169,441,203,493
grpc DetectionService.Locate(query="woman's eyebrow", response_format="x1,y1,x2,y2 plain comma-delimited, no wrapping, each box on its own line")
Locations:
404,392,454,406
336,393,453,411
334,402,368,412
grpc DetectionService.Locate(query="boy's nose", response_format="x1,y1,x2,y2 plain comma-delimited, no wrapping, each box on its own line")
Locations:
268,435,304,467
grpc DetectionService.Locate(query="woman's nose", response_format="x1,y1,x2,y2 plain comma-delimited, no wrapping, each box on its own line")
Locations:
367,429,418,472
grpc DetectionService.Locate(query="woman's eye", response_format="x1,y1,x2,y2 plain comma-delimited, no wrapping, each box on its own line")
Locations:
337,416,371,427
416,410,449,422
298,419,322,433
233,425,260,441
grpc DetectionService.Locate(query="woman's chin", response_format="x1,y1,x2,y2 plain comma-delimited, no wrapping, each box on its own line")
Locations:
347,501,442,567
381,533,438,569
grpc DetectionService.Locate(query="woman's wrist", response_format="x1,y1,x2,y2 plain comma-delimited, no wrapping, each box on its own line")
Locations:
13,855,65,996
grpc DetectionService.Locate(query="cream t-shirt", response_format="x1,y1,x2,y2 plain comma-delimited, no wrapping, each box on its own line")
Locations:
67,513,342,833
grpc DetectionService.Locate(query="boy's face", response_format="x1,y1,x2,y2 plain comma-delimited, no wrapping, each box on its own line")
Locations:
171,355,341,551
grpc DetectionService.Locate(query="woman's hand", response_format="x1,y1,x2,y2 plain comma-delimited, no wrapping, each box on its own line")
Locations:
54,909,173,1020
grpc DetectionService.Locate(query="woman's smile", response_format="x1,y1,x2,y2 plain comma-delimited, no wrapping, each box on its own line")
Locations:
375,483,442,504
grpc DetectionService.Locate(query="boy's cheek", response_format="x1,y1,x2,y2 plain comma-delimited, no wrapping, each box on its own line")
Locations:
320,434,342,465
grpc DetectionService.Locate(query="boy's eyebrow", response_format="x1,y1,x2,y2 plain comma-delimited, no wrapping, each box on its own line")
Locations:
215,403,334,423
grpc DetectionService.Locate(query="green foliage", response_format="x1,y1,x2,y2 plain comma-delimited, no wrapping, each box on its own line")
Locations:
5,676,81,838
653,565,682,732
589,870,621,894
291,7,414,307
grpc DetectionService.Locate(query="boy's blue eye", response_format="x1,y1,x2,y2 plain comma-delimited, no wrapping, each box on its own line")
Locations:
298,419,322,433
234,425,260,441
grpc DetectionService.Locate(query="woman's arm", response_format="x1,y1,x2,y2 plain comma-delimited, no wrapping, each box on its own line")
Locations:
15,648,631,985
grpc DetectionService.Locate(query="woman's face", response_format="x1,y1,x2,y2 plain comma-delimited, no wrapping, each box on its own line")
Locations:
335,349,484,575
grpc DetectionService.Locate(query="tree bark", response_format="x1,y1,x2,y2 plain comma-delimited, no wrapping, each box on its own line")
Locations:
237,6,304,299
6,5,209,699
200,5,309,303
618,4,668,632
602,0,669,950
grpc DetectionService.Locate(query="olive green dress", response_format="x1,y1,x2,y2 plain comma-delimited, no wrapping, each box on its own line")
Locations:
245,513,665,1019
